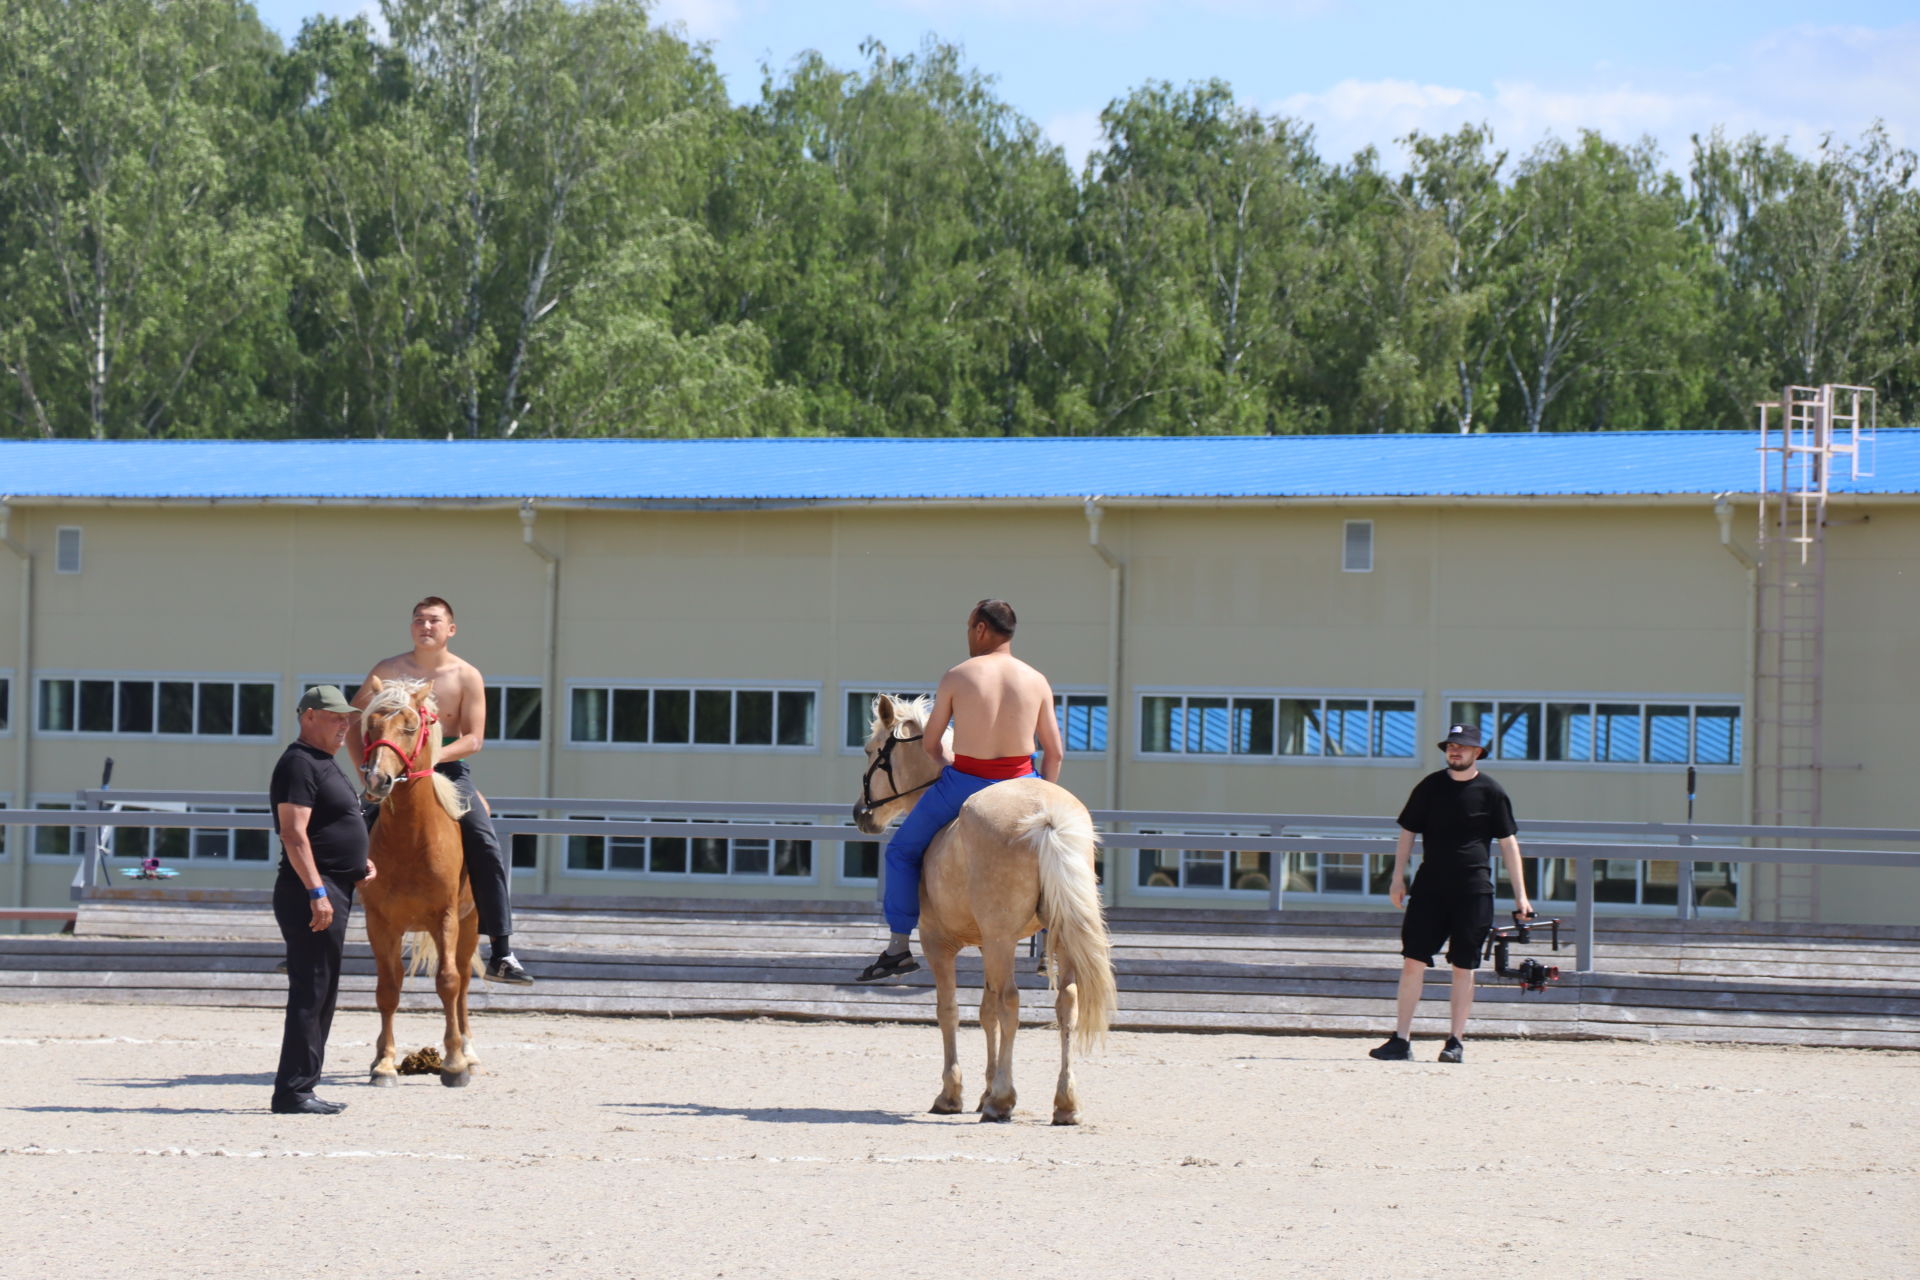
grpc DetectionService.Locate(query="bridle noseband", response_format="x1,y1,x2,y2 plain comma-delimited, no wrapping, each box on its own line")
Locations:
855,731,932,823
361,705,439,786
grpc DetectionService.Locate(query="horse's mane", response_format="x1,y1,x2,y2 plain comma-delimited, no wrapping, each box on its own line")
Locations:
874,693,932,739
362,678,466,820
363,677,437,721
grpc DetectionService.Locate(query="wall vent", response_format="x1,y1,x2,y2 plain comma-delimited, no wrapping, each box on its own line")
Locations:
1342,520,1373,573
55,527,82,574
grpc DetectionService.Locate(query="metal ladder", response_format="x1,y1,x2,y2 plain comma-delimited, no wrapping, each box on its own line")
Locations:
1752,385,1875,921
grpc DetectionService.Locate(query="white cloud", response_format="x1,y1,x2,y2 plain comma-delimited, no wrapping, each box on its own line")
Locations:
1273,23,1920,171
888,0,1328,31
649,0,749,43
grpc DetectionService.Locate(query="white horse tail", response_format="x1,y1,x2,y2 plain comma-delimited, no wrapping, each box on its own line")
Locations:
1020,794,1116,1052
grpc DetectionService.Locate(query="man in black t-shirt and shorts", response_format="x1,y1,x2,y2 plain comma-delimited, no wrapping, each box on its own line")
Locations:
1370,722,1533,1064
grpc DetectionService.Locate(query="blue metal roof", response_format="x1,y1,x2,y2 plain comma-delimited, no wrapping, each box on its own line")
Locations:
2,432,1916,502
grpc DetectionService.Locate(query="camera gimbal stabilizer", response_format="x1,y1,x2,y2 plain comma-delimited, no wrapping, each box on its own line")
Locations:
1483,911,1563,993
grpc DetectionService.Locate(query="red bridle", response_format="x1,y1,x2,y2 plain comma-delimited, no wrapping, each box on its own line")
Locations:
361,705,439,782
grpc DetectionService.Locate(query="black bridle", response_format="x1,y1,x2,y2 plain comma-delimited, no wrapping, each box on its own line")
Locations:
855,731,932,823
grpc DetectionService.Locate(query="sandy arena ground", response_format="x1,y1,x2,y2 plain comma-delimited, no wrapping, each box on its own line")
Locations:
0,1002,1914,1280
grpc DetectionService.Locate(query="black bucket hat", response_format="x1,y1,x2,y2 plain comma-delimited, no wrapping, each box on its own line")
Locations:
1437,722,1485,754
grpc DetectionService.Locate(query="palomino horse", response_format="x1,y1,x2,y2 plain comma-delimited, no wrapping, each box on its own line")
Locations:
357,676,480,1088
853,694,1117,1124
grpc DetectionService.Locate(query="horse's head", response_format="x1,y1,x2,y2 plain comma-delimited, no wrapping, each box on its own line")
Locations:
852,693,940,834
359,675,440,805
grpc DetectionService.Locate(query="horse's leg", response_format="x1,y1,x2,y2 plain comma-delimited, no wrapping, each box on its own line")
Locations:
926,939,964,1114
1052,963,1081,1126
975,965,1001,1114
368,915,403,1087
455,899,480,1073
977,938,1019,1123
435,912,472,1088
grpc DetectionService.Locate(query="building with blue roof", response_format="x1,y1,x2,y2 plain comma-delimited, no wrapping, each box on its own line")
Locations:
1,429,1915,927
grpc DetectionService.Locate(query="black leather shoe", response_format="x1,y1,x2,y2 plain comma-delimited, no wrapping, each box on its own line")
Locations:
484,954,534,985
271,1095,346,1115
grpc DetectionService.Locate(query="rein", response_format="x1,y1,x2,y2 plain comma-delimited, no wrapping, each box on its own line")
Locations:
361,705,439,784
855,731,933,822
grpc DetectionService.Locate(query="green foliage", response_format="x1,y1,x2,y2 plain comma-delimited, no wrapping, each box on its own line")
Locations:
0,7,1914,438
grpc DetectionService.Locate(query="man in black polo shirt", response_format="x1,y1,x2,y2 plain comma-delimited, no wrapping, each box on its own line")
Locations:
270,685,372,1115
1370,722,1533,1064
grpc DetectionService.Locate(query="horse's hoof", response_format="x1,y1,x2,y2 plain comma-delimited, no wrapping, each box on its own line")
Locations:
978,1109,1014,1124
440,1067,471,1088
369,1070,399,1088
929,1098,963,1115
1051,1112,1081,1126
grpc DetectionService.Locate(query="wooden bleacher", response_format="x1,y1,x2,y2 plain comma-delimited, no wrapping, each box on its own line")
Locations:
0,888,1912,1048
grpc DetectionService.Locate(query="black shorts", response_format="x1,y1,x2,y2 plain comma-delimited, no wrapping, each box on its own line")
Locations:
1401,891,1494,969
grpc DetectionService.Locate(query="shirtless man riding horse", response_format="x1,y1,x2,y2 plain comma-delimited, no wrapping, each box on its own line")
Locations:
348,596,534,986
856,598,1064,982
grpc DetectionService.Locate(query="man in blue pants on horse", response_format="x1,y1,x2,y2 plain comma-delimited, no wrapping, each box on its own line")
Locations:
856,598,1065,982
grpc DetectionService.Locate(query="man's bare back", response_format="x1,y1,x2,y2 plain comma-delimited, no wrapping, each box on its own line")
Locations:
941,654,1054,759
925,604,1064,783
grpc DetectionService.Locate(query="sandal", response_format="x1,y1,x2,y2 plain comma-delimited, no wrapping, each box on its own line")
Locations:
855,948,920,983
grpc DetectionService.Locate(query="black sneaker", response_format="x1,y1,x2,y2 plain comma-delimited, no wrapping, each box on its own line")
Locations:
855,947,920,983
271,1095,346,1115
1368,1034,1412,1061
484,954,534,985
1438,1036,1464,1064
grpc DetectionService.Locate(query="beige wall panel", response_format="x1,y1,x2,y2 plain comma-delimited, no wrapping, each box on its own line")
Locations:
3,493,1918,923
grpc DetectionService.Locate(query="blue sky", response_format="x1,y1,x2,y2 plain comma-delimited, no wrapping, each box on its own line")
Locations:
252,1,1920,171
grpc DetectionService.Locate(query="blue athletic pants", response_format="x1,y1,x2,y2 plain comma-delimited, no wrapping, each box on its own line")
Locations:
882,766,1018,935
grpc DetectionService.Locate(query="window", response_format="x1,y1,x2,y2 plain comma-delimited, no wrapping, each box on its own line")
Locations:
1136,830,1272,893
842,687,1108,754
1503,852,1739,911
493,812,540,872
564,815,813,879
1139,692,1417,760
1282,850,1399,897
55,526,82,574
0,672,10,734
36,675,277,740
484,685,543,743
570,684,816,750
841,688,932,749
1055,693,1108,753
842,839,880,883
30,801,80,857
1342,520,1373,572
114,806,270,863
1448,696,1742,767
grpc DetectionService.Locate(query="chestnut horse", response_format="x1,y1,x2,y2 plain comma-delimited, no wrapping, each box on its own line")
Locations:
357,676,480,1088
854,695,1116,1124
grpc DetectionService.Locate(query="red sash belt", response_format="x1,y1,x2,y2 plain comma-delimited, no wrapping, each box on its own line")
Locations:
953,753,1035,780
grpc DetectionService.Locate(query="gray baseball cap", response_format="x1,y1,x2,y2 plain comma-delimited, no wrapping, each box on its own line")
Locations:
296,684,356,715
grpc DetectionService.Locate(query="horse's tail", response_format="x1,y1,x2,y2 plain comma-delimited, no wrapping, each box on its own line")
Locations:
405,931,483,979
1020,793,1115,1052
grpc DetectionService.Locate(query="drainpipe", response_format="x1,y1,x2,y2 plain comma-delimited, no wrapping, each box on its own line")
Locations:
1715,493,1758,920
520,501,561,896
1084,498,1125,906
1,499,32,920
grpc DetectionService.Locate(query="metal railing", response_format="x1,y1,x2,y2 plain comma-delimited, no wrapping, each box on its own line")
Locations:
3,788,1917,973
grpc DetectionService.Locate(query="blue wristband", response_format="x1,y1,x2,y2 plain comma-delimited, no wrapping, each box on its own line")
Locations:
308,885,328,900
